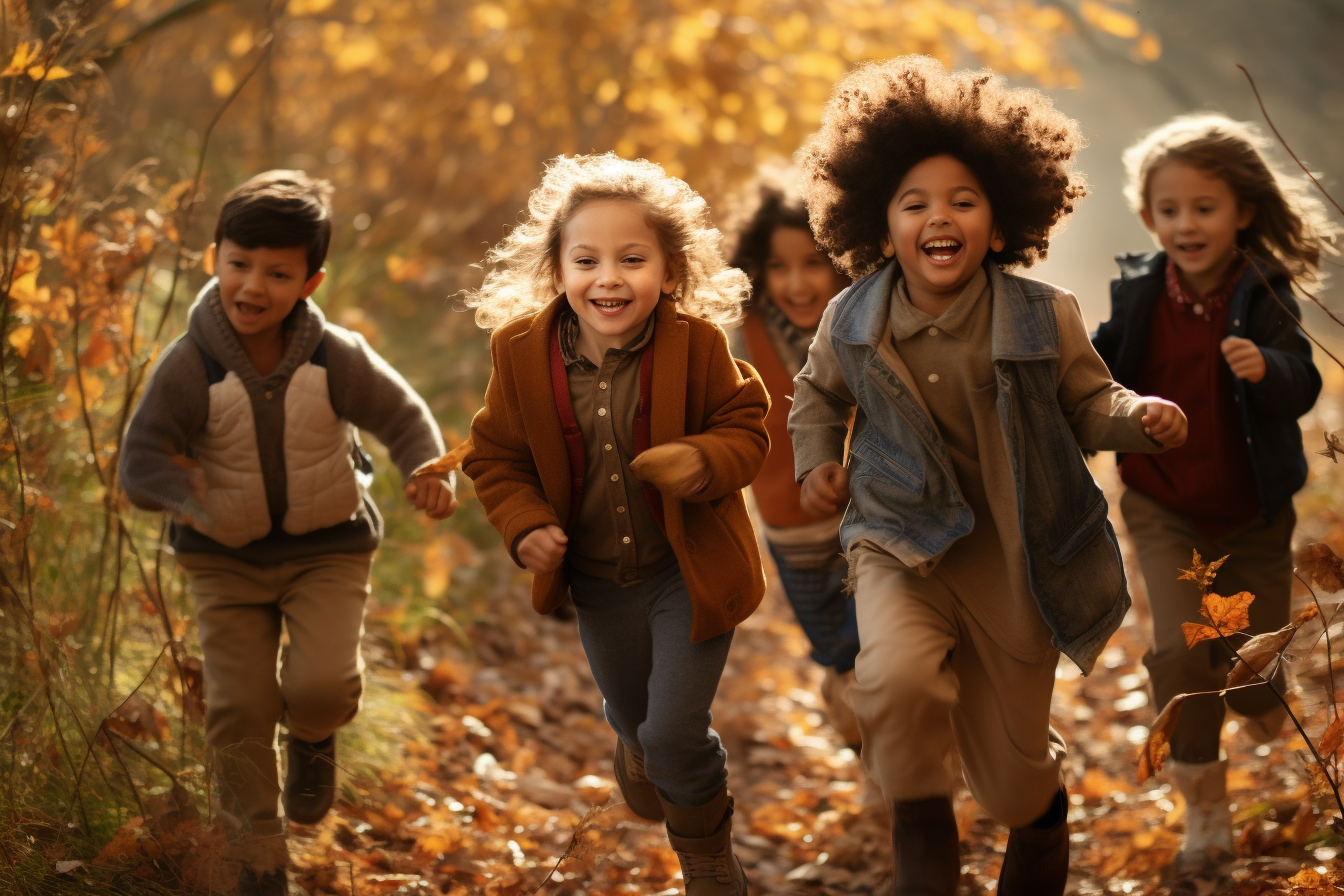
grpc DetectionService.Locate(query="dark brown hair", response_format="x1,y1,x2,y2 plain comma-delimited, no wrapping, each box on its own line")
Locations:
1124,114,1339,286
799,56,1087,279
724,166,825,308
214,169,334,278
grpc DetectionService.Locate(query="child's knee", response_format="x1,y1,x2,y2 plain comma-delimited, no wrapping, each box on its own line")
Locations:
282,669,363,733
852,652,954,726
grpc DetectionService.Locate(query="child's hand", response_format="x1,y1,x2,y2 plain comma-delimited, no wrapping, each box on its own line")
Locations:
405,472,459,520
1221,337,1267,383
630,442,711,499
800,462,851,518
517,524,568,574
1141,398,1188,448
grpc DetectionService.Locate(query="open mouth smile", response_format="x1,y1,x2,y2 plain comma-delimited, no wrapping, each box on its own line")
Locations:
590,298,633,316
921,238,963,263
231,300,268,319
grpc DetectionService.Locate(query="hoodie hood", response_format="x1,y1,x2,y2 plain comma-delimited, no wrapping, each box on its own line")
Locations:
187,279,328,385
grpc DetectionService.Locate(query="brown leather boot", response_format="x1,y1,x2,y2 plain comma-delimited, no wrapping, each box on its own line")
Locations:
890,796,960,895
659,785,748,895
614,739,664,821
998,787,1069,896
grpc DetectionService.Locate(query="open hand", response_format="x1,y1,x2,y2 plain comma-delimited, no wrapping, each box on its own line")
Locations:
800,462,851,518
405,471,459,520
1141,398,1188,448
1221,337,1267,383
630,442,710,499
517,524,568,574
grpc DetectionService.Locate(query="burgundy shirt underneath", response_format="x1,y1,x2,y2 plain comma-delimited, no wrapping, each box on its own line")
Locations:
1119,272,1260,538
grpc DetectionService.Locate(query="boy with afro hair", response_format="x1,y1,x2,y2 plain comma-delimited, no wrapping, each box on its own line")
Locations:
788,57,1188,895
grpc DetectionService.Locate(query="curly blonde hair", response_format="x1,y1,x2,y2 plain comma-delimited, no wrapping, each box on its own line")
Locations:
1124,114,1339,286
468,154,750,331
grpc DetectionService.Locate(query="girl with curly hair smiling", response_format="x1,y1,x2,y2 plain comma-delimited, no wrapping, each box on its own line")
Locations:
1093,114,1335,872
788,57,1188,895
462,153,768,895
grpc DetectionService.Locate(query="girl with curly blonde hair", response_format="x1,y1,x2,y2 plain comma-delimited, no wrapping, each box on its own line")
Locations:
463,153,767,895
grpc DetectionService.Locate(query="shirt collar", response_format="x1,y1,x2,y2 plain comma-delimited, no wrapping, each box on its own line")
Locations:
889,265,989,342
558,304,656,369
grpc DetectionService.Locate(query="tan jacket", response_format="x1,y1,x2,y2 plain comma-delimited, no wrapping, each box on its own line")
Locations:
464,296,771,642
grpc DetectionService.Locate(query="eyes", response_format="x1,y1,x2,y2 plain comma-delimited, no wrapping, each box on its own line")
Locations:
1155,203,1220,217
226,260,294,280
900,198,979,212
571,254,648,267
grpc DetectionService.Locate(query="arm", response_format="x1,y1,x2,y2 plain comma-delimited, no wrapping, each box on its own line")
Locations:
1239,283,1322,420
788,301,856,482
1054,290,1169,454
118,340,208,517
675,330,771,503
461,330,562,563
324,328,445,478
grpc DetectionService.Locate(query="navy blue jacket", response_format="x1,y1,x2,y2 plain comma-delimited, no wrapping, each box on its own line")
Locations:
1091,251,1320,521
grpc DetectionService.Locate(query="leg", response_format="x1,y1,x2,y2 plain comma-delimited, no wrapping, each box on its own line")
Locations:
848,549,961,896
179,553,288,865
766,542,859,672
567,568,656,751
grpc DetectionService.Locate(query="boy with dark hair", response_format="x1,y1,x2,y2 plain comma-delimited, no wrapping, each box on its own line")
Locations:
121,170,455,896
789,58,1187,896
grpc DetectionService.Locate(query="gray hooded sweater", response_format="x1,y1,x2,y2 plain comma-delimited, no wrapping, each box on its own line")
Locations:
120,281,445,565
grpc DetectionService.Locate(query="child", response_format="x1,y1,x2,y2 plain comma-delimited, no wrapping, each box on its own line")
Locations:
120,171,456,896
462,153,768,895
723,171,860,746
1092,114,1334,870
788,57,1188,896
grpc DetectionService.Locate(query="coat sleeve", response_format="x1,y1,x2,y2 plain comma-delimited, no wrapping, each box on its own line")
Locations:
118,339,208,516
1089,278,1126,374
788,301,856,482
678,327,771,503
1244,283,1321,421
462,330,561,561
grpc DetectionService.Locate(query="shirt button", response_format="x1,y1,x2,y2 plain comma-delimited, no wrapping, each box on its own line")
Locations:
265,390,273,399
927,373,939,384
617,505,626,513
928,327,939,336
599,382,608,390
1234,319,1241,327
598,407,607,417
610,473,619,482
605,443,613,451
622,536,631,544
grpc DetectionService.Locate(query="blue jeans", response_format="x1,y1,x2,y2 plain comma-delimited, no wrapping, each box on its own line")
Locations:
767,542,859,673
568,563,733,808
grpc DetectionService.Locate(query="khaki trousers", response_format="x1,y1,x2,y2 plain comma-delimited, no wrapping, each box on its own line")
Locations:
177,550,374,836
1120,488,1293,764
848,549,1065,828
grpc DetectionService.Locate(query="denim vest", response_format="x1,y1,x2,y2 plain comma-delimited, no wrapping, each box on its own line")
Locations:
831,262,1128,673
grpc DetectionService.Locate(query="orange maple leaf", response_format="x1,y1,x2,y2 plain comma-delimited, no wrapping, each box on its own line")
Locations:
1182,622,1221,649
1137,693,1187,784
1177,550,1229,594
1198,590,1254,636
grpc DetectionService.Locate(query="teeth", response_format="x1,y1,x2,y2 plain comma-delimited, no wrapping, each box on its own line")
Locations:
924,239,960,248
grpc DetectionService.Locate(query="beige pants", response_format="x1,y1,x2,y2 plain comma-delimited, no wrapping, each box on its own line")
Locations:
178,550,374,836
848,548,1064,828
1120,488,1293,763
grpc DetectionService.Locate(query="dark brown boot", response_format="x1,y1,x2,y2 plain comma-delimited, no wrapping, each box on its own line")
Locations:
659,785,748,895
998,787,1069,896
614,739,664,821
890,796,960,895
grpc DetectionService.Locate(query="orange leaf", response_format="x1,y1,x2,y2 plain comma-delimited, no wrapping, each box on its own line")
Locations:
1198,590,1254,636
1182,622,1221,648
1177,550,1228,593
1297,543,1344,592
1226,624,1296,688
1293,604,1321,627
1138,693,1186,784
1320,715,1344,758
410,439,473,479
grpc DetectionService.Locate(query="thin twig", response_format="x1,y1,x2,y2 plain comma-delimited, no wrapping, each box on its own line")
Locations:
1244,255,1344,374
1237,65,1344,219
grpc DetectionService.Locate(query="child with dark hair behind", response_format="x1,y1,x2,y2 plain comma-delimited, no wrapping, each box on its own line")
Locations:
789,57,1187,896
120,170,456,896
723,169,860,746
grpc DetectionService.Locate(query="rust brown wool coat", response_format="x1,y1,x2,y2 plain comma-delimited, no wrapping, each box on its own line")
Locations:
463,295,771,642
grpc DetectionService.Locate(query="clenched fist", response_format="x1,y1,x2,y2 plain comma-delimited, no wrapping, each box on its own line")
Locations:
517,524,568,575
800,462,851,518
1141,397,1188,448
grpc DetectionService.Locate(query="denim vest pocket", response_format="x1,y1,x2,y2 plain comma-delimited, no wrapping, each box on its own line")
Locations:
1047,492,1108,565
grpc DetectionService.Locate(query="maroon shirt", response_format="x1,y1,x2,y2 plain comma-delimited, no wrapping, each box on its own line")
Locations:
1120,263,1260,537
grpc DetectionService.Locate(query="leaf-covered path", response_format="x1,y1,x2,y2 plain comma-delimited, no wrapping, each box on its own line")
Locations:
288,463,1344,896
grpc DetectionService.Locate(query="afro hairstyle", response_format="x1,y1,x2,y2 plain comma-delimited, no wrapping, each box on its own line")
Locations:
799,55,1087,280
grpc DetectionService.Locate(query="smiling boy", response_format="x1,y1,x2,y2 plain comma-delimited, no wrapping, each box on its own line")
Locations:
789,59,1187,896
120,171,454,896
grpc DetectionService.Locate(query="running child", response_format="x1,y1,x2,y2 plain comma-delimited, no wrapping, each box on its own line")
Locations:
789,57,1188,896
120,171,455,896
1093,113,1335,871
462,153,769,895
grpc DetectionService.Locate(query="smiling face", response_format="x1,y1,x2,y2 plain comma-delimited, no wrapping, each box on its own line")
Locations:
554,199,678,358
1142,160,1254,296
763,226,850,329
882,154,1003,312
213,239,325,347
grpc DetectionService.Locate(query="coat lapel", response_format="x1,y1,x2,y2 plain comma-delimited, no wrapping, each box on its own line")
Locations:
651,298,688,445
511,295,572,521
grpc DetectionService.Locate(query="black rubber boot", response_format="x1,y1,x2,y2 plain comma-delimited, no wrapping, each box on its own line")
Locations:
890,796,960,895
998,787,1069,896
282,734,337,825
